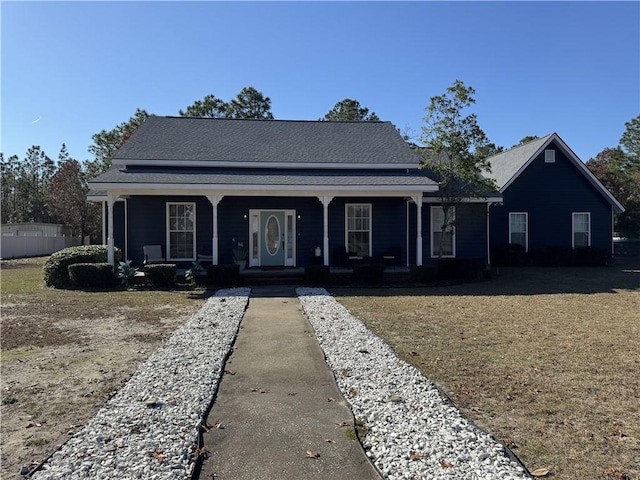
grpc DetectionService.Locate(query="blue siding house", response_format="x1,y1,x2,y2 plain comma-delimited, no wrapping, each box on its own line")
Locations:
483,133,624,261
88,116,498,269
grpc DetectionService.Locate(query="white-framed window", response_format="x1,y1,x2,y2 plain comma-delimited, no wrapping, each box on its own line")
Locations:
166,202,196,260
345,204,371,257
431,206,455,258
545,149,556,163
509,212,528,251
572,212,591,248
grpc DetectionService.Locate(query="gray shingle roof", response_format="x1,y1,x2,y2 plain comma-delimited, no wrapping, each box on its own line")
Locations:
90,167,437,189
481,133,624,212
482,134,554,188
113,116,424,166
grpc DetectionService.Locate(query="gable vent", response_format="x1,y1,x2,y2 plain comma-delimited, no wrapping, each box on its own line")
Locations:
545,149,556,163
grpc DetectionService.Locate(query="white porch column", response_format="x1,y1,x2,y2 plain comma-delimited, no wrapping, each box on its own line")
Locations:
106,194,117,265
101,201,107,246
413,195,423,266
319,196,334,266
486,203,491,266
206,195,222,265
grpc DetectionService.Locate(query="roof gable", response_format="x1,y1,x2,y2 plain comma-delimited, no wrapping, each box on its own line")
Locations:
483,133,624,213
112,116,423,169
482,134,554,189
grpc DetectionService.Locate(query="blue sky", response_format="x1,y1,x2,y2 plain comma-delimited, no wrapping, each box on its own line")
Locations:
2,1,638,165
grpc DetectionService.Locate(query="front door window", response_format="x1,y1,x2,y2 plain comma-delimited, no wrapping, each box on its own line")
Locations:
249,209,296,267
265,215,281,256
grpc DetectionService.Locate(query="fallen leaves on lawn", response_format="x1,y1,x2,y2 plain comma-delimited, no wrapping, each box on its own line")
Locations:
150,448,166,462
604,466,631,479
440,460,454,469
530,467,550,477
189,444,210,460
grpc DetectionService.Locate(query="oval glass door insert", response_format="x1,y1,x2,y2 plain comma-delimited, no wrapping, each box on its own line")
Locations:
265,215,280,255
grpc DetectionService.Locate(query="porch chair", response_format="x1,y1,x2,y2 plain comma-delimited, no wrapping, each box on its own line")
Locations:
143,245,165,265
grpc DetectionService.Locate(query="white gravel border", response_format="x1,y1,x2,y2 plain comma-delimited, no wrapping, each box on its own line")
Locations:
297,287,531,480
30,288,250,480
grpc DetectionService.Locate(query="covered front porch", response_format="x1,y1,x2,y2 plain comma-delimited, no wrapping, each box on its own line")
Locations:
95,191,434,270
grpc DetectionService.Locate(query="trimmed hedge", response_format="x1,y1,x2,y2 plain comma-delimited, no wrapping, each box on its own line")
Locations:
437,258,486,281
44,245,122,289
410,265,437,284
491,244,529,267
351,263,385,285
304,265,331,285
572,246,608,266
207,264,242,287
143,264,176,287
68,263,116,289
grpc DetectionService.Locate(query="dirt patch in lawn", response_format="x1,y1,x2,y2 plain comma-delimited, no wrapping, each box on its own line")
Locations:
331,258,640,480
0,257,209,479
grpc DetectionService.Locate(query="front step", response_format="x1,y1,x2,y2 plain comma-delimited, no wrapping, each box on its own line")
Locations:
240,268,305,286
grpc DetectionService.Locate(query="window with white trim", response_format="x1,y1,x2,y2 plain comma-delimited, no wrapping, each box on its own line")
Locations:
509,212,528,251
572,212,590,248
166,202,196,260
431,206,455,257
345,204,371,257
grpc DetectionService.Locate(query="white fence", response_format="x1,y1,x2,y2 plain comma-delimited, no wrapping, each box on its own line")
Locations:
0,236,82,259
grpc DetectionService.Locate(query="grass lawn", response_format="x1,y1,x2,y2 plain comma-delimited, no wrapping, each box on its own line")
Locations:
331,259,640,480
0,257,209,478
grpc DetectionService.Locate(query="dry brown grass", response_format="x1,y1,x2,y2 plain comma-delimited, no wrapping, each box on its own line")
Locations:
331,259,640,480
0,257,209,479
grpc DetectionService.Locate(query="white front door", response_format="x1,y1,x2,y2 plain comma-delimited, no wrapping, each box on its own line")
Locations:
249,209,296,267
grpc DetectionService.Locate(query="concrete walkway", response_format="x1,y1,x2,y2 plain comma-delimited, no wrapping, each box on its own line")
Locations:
198,286,380,479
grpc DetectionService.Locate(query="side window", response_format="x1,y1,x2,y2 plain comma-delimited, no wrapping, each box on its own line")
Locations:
572,212,590,248
345,204,371,256
509,212,528,251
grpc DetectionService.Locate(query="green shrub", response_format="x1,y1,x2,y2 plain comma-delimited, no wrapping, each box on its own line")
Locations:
351,263,385,285
207,264,241,287
491,243,529,267
530,246,573,266
573,246,608,266
437,258,485,281
118,260,139,286
304,265,331,285
43,245,122,289
143,264,176,287
410,265,437,283
68,263,116,289
185,261,206,285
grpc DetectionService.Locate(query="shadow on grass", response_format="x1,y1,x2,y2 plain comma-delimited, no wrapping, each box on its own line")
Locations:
330,257,640,297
